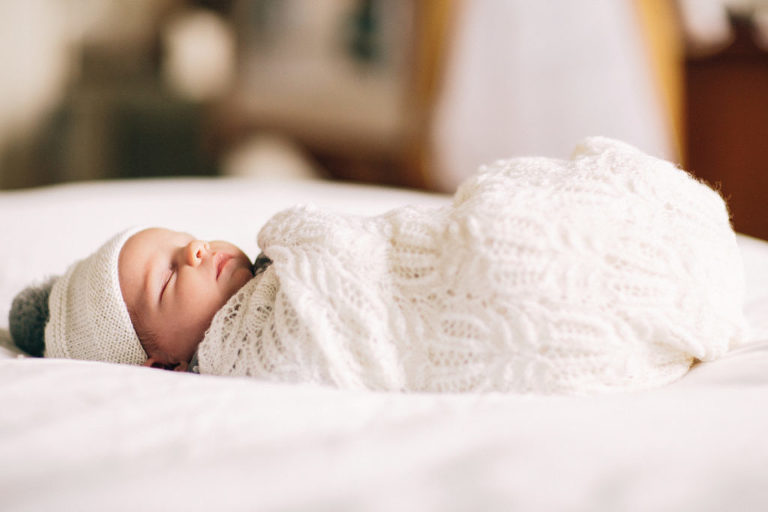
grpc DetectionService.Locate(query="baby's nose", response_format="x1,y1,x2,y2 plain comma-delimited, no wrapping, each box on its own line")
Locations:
185,240,210,266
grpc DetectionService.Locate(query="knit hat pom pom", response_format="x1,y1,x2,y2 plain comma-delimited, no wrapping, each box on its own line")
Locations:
9,278,56,357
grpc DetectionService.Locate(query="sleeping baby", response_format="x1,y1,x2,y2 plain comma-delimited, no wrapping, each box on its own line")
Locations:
9,137,748,393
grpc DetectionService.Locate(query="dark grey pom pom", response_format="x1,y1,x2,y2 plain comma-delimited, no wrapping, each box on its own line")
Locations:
9,277,56,357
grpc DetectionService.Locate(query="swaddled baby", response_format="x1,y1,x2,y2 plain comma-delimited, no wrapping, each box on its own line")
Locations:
9,137,748,393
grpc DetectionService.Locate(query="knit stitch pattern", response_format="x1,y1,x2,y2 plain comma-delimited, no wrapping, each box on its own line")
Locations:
197,137,747,393
45,228,146,365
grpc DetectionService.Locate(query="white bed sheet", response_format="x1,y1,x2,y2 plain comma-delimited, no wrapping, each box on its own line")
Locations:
1,177,767,512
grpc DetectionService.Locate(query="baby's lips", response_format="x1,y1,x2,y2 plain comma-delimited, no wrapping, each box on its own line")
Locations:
214,253,233,280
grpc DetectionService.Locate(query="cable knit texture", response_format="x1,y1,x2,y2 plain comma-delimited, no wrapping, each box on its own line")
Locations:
197,137,747,393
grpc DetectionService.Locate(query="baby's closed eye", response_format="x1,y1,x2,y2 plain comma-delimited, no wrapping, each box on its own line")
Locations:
160,267,175,301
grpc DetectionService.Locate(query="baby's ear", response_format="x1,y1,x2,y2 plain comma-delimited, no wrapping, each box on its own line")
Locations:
144,357,173,370
144,357,162,368
144,357,188,372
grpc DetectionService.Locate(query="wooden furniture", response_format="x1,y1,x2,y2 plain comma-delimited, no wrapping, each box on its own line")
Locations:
213,0,456,190
685,14,768,240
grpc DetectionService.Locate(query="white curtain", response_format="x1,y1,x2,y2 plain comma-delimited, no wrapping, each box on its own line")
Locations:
431,0,672,191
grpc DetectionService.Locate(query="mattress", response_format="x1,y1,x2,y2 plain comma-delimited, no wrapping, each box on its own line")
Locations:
1,177,768,511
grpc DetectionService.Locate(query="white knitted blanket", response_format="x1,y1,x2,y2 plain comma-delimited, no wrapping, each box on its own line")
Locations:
197,137,747,393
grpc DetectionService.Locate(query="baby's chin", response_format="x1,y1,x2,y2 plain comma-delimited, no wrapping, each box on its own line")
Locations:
222,264,254,299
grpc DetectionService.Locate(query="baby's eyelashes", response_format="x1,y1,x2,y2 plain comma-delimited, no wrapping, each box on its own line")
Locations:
160,267,174,301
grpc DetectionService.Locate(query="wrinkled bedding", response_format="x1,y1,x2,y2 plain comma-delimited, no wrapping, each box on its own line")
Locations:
1,178,767,512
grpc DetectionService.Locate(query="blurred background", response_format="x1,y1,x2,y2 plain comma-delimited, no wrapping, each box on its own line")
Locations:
1,0,767,238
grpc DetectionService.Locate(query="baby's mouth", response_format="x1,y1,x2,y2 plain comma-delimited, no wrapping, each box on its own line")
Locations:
215,253,233,280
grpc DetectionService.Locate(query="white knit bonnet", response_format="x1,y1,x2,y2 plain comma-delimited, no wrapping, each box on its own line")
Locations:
44,227,147,364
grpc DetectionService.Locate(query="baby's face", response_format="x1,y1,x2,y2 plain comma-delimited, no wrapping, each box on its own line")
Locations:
118,228,253,367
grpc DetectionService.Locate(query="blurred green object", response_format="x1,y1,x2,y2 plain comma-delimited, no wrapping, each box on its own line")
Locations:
111,95,216,179
346,0,382,65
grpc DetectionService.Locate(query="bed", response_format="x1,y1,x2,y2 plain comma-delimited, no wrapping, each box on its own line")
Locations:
2,176,768,511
